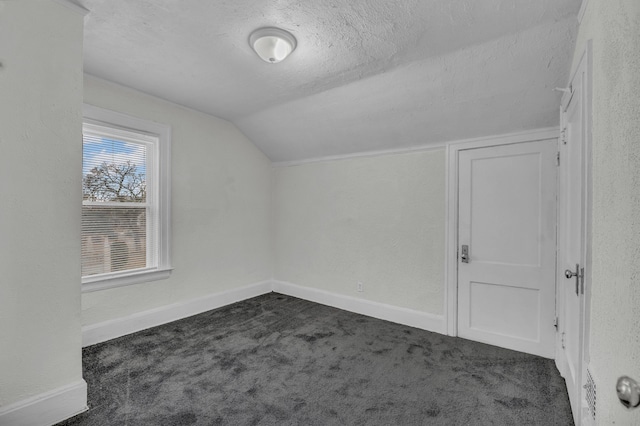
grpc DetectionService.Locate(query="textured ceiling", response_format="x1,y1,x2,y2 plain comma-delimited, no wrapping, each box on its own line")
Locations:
79,0,580,162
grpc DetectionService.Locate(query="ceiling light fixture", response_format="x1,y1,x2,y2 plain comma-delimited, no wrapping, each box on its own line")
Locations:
249,27,297,64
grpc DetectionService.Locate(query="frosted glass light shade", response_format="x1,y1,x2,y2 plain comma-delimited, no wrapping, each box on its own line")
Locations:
249,28,296,63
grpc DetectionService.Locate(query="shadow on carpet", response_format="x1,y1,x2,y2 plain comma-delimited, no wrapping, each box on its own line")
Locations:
57,293,573,425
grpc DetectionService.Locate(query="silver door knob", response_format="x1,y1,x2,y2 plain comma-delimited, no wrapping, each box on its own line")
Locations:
564,264,583,295
617,376,640,409
460,245,469,263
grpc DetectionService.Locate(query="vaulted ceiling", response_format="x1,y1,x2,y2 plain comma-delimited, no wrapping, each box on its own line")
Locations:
80,0,580,162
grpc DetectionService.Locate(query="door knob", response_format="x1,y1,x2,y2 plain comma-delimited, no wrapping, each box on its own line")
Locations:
460,245,469,263
564,264,583,295
617,376,640,409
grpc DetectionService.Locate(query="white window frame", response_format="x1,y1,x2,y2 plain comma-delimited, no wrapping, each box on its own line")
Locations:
82,104,172,292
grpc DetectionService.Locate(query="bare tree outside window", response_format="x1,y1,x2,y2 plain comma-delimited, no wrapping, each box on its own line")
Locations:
83,160,146,202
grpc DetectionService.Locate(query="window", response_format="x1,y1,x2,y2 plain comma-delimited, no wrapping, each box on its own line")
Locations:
82,105,171,292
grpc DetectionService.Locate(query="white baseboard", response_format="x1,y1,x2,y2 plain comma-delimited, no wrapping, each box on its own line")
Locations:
0,380,87,426
272,280,445,334
82,281,272,347
82,279,445,346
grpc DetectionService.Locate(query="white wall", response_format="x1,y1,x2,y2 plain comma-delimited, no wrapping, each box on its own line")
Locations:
0,0,84,408
273,149,446,315
82,76,272,326
572,0,640,424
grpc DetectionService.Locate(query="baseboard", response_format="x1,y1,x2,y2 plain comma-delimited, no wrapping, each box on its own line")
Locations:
82,279,445,346
0,380,87,426
272,280,445,334
82,281,272,347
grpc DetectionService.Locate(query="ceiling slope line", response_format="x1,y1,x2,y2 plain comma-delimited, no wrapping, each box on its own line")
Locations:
272,126,560,168
51,0,89,16
272,142,448,168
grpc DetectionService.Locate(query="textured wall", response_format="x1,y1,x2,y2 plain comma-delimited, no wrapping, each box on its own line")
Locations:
572,0,640,424
81,76,272,326
0,1,84,407
273,150,446,314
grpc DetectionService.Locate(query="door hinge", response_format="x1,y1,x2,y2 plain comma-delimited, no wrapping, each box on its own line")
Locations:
561,332,566,349
556,151,561,166
561,128,568,145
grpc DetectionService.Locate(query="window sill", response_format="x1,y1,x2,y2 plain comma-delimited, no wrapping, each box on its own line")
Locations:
81,267,173,293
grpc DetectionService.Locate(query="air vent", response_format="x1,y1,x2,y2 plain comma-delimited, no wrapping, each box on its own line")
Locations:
585,368,596,421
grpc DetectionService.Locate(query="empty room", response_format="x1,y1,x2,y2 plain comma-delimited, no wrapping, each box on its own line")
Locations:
1,0,639,425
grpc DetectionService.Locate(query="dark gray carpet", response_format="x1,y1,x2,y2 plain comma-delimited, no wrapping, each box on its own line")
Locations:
57,293,573,425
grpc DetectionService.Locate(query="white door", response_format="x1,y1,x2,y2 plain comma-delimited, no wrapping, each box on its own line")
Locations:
558,49,590,425
457,140,557,358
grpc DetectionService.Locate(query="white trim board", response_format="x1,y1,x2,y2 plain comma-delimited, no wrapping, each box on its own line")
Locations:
272,280,446,334
272,143,446,168
446,127,559,150
82,279,447,347
272,127,559,168
578,0,590,24
444,127,561,336
82,281,272,346
0,380,87,426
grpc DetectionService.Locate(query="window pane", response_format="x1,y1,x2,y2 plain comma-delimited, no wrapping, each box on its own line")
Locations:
81,206,147,276
83,136,147,203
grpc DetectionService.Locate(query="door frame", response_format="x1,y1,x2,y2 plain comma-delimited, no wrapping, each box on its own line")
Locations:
444,128,561,336
556,40,593,426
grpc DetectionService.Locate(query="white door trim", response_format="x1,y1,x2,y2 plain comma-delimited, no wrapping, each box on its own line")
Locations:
556,40,594,426
444,127,560,336
581,41,594,391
